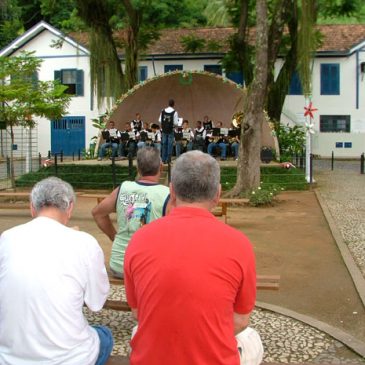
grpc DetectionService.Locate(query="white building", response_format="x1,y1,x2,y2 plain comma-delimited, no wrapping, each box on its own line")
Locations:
1,21,365,158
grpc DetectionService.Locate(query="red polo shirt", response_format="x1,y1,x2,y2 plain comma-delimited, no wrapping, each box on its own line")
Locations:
125,206,256,365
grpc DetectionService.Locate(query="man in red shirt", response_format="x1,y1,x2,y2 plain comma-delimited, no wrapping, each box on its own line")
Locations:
125,150,260,365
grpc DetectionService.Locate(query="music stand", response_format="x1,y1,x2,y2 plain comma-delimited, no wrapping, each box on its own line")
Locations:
120,132,129,142
101,131,110,140
212,128,220,136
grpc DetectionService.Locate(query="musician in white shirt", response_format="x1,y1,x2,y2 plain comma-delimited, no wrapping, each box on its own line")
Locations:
175,120,194,157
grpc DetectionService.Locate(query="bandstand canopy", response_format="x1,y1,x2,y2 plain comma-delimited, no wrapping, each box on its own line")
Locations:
109,71,275,148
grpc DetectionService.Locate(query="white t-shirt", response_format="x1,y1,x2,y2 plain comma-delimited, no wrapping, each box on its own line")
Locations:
0,216,110,365
158,106,180,126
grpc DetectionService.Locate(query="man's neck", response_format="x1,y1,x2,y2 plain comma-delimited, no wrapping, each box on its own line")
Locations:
138,175,160,184
175,200,216,211
36,207,69,226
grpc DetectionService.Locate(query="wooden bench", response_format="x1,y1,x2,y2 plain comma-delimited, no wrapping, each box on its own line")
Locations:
215,198,249,223
0,191,30,209
104,274,280,312
79,193,249,223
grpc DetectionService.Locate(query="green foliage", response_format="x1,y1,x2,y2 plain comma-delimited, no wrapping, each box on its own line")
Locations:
16,164,137,189
180,35,206,53
221,166,307,192
249,184,281,207
276,124,305,162
0,52,71,127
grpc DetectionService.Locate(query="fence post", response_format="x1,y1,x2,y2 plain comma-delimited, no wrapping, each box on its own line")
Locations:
72,152,75,161
300,149,305,169
331,151,334,171
361,153,364,175
54,154,58,176
38,153,42,169
309,153,313,184
60,150,63,163
128,155,133,179
78,149,81,161
48,150,51,159
111,157,116,188
167,161,171,184
6,156,10,178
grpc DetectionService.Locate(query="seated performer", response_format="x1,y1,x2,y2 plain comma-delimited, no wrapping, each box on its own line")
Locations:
131,113,144,132
207,121,228,160
193,120,206,151
98,120,120,160
175,120,194,157
119,122,139,158
229,124,241,160
137,123,151,149
151,123,162,152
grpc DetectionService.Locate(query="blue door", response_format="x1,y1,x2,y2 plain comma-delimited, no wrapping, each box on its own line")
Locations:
51,116,85,155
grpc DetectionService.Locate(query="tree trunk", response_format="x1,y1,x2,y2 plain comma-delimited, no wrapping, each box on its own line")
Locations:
229,0,268,196
267,2,298,126
122,0,141,90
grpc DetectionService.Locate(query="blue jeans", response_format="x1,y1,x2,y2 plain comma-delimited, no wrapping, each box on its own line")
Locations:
99,142,119,158
93,325,114,365
207,142,227,159
175,141,193,157
162,132,174,162
231,142,239,158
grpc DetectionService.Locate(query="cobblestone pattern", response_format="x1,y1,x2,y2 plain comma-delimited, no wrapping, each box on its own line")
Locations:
314,160,365,277
83,287,364,363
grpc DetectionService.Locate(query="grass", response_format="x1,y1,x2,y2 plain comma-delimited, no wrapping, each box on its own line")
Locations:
15,164,307,192
221,166,307,191
15,164,137,190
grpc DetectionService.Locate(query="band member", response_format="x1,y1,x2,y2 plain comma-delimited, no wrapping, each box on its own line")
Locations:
151,124,162,152
131,113,144,132
203,115,214,131
119,122,139,158
137,123,152,149
207,121,228,160
98,120,121,161
175,120,194,157
229,123,241,161
193,120,206,152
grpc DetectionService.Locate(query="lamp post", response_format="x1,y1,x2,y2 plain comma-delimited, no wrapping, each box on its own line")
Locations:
304,100,317,183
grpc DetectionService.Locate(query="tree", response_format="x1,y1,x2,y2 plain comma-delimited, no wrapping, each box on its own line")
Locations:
230,0,268,195
0,52,70,188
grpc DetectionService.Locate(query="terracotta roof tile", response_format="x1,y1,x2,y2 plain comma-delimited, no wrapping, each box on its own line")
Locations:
68,24,365,57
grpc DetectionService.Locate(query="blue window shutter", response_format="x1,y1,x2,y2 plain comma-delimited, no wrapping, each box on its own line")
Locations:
139,66,148,81
289,71,302,95
76,69,84,96
321,64,339,95
226,71,244,85
331,64,339,94
54,70,61,82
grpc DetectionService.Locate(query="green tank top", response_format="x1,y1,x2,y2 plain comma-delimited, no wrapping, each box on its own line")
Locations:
110,181,170,273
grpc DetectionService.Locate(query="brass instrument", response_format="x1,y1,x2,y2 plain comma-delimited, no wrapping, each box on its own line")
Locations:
232,112,243,128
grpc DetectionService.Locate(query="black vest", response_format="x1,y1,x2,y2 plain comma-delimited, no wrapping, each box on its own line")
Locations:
161,110,175,133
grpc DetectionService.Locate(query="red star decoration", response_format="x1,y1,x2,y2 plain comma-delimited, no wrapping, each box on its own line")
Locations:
304,102,318,119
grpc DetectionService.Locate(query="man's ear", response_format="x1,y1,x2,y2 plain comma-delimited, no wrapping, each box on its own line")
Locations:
30,203,36,218
66,201,74,220
213,184,222,206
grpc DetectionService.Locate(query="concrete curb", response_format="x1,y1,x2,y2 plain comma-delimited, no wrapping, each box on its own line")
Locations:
256,301,365,358
314,189,365,308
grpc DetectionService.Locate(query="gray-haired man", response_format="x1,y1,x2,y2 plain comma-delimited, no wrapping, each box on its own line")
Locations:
0,177,113,365
92,146,170,278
